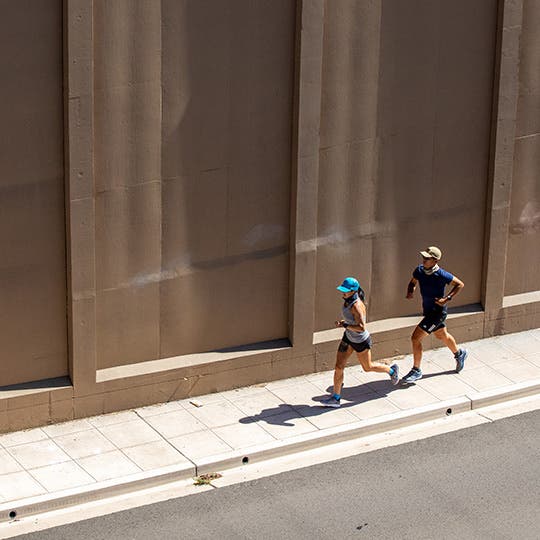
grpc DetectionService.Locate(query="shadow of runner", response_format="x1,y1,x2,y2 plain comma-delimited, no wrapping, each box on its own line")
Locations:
239,379,403,427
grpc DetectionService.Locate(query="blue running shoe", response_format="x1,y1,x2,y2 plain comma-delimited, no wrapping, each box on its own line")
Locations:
402,367,422,384
455,348,468,373
390,364,399,385
321,395,341,408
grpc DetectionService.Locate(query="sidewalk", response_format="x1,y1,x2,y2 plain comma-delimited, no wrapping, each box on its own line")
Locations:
1,329,540,521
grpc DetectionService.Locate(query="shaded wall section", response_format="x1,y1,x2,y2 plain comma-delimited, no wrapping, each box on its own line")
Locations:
315,0,498,329
0,1,67,386
93,1,295,368
505,0,540,296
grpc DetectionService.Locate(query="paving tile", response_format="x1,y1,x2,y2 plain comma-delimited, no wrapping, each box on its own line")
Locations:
346,396,401,420
213,422,276,449
526,353,540,368
98,419,163,449
0,448,23,475
135,401,183,418
529,328,540,340
264,375,308,391
53,428,117,459
144,409,206,438
456,365,513,392
348,366,391,384
88,410,140,428
463,339,520,363
253,413,317,440
187,400,249,429
294,406,358,430
177,392,227,409
169,431,232,461
0,471,46,502
230,390,290,419
122,440,193,471
0,428,48,448
415,374,477,400
219,384,269,401
8,439,71,469
385,385,439,410
77,450,141,482
497,333,540,357
429,350,485,372
29,461,95,492
267,381,325,407
488,358,540,383
42,419,94,438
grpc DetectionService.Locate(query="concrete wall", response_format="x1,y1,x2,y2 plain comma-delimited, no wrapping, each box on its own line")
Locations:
315,0,497,328
505,0,540,295
0,1,67,386
93,0,294,369
1,0,539,431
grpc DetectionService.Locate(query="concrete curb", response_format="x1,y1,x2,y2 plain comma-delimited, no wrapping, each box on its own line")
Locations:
1,379,539,523
0,462,196,523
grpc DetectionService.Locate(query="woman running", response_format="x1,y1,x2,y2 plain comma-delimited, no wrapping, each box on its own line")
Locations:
322,277,399,408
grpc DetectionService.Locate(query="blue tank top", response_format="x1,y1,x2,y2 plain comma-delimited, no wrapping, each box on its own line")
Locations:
342,297,370,343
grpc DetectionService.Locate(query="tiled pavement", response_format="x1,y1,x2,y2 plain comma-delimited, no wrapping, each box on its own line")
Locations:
0,329,539,510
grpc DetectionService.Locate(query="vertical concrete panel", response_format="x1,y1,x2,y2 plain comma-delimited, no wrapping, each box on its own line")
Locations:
505,0,540,295
93,1,162,368
316,0,497,329
0,1,67,385
160,1,295,356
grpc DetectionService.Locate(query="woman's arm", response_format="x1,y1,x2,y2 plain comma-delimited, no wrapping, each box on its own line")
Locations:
338,300,366,332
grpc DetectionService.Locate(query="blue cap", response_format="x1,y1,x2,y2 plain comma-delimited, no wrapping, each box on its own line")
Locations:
337,277,359,293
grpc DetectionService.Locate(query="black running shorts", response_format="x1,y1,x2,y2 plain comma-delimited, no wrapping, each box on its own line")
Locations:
418,308,447,334
338,333,372,353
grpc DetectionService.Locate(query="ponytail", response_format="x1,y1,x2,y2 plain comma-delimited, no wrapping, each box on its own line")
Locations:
358,287,366,302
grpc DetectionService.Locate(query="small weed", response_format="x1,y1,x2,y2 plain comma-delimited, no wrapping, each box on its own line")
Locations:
193,472,222,485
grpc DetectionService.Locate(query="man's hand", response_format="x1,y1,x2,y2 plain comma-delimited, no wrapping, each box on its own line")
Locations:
435,297,448,306
335,320,346,328
406,279,417,299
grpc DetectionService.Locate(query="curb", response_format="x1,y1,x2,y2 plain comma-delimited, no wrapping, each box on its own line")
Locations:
1,379,539,523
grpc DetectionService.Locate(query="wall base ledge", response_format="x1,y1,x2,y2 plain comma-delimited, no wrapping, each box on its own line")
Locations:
96,339,292,384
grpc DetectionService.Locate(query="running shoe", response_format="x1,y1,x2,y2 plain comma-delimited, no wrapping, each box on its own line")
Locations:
321,395,341,408
390,364,399,385
401,367,422,384
455,348,468,373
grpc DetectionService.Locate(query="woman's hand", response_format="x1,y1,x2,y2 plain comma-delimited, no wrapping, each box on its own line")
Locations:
335,320,346,328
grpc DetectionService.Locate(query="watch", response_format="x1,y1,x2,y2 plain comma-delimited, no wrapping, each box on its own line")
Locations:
446,295,453,301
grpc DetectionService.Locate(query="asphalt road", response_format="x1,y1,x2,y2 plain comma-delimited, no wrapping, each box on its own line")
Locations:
20,410,540,540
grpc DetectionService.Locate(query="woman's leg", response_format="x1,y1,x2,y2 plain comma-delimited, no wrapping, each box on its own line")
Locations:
356,348,391,374
333,345,353,395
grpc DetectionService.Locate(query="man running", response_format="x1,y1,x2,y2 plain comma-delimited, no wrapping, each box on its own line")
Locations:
402,246,468,383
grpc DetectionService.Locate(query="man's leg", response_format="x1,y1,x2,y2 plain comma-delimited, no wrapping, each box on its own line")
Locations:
434,326,468,372
411,325,428,369
402,326,429,383
433,326,458,354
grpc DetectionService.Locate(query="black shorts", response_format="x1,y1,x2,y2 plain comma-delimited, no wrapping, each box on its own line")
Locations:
338,333,372,353
418,309,447,334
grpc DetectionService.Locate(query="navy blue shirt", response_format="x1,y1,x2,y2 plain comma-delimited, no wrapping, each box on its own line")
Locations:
413,265,454,314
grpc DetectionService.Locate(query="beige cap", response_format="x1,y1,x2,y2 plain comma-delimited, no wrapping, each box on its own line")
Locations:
420,246,442,260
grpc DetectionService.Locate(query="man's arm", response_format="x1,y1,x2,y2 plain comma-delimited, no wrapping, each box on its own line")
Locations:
435,276,464,306
406,277,418,299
